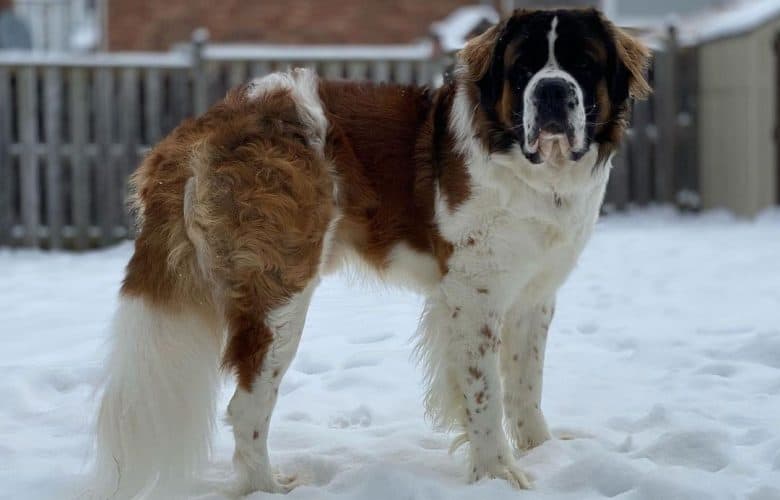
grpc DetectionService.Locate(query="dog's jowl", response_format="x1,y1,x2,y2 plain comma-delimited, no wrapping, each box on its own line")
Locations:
92,8,650,498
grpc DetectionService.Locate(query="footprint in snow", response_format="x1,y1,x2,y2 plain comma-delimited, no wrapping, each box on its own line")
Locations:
293,355,333,375
328,404,372,429
634,430,732,472
696,362,739,378
607,404,669,433
577,322,599,335
341,352,384,369
346,332,395,344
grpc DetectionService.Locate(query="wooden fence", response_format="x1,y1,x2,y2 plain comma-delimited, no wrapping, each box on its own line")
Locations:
0,29,693,249
605,26,698,212
0,37,443,249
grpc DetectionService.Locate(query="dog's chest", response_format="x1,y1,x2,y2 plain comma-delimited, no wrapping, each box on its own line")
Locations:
437,183,602,307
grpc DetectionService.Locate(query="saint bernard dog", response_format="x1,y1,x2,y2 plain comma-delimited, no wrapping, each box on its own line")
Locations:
92,8,650,498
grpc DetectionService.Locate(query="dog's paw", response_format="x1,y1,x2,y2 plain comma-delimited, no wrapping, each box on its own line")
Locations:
228,467,300,496
469,456,532,489
509,407,552,452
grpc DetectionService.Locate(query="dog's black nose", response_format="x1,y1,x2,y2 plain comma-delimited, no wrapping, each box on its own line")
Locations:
534,77,570,105
533,77,574,135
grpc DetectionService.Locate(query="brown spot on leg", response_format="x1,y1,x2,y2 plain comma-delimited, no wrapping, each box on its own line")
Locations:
252,430,259,440
224,312,275,390
476,288,489,295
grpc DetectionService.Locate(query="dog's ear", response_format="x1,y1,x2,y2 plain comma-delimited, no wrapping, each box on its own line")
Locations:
596,11,652,102
613,26,652,100
457,21,505,82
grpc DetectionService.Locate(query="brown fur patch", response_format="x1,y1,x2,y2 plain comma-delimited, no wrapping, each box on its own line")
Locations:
318,80,469,275
457,22,504,83
610,25,652,99
125,85,335,390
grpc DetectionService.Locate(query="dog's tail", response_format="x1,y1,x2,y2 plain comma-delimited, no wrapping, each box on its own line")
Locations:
92,295,222,499
91,149,223,499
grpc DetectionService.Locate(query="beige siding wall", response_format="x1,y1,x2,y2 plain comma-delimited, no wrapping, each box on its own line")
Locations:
698,19,780,217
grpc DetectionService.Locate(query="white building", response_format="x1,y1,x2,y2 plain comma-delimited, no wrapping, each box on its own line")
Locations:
9,0,102,51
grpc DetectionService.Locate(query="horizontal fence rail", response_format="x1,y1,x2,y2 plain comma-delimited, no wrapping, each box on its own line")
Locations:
0,30,691,249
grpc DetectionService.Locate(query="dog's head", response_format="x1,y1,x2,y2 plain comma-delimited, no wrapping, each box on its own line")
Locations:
458,8,651,166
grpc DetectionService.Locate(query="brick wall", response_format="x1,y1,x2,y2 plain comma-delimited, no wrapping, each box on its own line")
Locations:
107,0,483,51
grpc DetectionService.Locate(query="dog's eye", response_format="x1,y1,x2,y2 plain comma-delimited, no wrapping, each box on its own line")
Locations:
571,56,598,75
513,62,534,80
573,60,591,71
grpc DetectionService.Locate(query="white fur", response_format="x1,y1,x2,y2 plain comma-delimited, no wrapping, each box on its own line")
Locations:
246,68,328,154
227,280,318,495
91,297,222,499
318,166,342,277
416,63,610,486
324,241,441,294
501,299,555,451
523,16,587,153
383,243,441,293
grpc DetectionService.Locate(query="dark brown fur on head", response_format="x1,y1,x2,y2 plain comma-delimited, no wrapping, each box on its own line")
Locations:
456,8,651,165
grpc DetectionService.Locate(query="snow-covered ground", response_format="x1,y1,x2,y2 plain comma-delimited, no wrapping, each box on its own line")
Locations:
1,208,780,500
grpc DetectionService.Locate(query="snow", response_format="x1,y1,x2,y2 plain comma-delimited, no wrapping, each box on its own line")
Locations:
2,207,780,499
202,42,435,62
430,5,500,52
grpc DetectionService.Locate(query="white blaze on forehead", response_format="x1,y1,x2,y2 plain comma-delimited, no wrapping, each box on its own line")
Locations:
547,16,559,68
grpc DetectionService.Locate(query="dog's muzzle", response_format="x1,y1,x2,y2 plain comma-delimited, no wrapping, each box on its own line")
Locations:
524,77,585,164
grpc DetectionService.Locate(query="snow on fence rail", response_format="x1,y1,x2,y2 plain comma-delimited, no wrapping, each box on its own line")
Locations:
0,30,691,249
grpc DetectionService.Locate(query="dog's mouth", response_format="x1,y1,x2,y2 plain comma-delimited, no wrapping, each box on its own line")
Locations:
524,126,585,165
534,131,571,164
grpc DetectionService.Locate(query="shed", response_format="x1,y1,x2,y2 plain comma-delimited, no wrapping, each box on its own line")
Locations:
680,0,780,216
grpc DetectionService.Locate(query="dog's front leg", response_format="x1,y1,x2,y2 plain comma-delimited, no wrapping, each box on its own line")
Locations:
501,298,555,451
439,276,532,489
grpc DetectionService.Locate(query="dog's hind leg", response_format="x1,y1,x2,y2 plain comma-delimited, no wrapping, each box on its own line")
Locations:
223,279,318,494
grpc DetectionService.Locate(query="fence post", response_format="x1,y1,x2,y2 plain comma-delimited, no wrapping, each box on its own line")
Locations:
18,66,40,247
775,32,780,205
44,66,64,249
69,68,90,250
606,142,630,210
654,24,678,204
0,67,11,246
631,99,652,205
192,28,209,117
94,67,116,246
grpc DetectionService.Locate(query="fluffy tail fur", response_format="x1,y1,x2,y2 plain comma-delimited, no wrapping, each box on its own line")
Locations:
91,295,222,499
